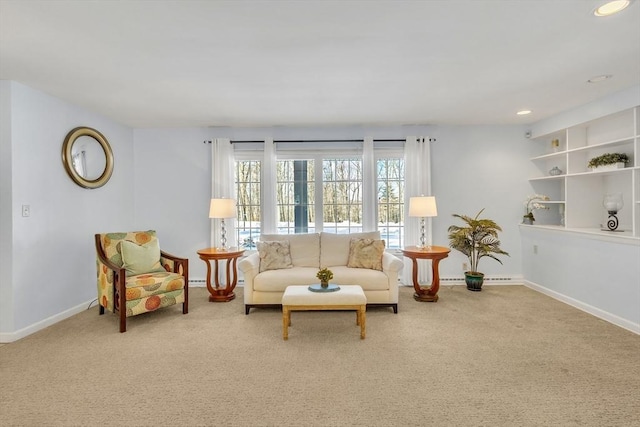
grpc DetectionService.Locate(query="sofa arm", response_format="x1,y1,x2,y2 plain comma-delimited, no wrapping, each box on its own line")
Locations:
382,252,404,273
239,253,260,304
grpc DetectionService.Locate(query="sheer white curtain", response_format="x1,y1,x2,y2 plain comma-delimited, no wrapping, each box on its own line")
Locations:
403,136,433,285
362,137,377,231
261,138,278,235
210,138,236,248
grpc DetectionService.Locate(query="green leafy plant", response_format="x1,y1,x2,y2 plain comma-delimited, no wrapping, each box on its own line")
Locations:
316,268,333,283
447,209,510,274
588,153,629,169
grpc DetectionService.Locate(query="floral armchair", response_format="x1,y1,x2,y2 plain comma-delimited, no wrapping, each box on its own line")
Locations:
95,230,189,332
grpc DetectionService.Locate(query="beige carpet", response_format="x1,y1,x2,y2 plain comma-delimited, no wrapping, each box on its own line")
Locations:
1,285,638,427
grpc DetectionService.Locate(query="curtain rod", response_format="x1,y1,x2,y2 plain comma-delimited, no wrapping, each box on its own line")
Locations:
204,138,435,143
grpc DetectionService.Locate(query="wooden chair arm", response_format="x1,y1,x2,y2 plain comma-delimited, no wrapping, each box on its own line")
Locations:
95,234,125,275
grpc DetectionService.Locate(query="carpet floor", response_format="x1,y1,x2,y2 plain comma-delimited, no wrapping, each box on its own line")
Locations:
0,285,638,426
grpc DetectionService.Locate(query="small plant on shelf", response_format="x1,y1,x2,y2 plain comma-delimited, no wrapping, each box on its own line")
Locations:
587,153,629,169
523,194,550,223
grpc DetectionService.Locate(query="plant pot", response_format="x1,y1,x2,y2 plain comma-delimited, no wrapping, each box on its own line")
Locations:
591,162,625,172
320,281,329,288
465,272,484,291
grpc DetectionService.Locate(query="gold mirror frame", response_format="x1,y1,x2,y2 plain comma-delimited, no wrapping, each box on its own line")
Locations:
62,127,114,189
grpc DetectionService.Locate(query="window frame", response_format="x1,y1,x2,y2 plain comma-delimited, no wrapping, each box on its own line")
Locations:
233,144,406,250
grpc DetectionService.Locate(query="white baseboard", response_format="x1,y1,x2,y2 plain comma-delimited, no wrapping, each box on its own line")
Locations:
439,274,524,285
524,280,640,335
0,299,95,343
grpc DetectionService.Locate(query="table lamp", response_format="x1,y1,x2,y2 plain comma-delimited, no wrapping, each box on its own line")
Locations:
209,198,237,250
603,193,623,231
409,196,438,249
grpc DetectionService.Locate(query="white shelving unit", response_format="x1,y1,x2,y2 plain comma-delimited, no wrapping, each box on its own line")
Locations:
527,106,640,240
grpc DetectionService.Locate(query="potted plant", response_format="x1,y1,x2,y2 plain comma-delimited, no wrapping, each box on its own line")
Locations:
523,194,550,224
588,153,629,171
316,268,334,288
447,209,510,291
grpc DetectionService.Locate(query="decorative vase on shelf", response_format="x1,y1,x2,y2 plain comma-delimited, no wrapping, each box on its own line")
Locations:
549,166,562,176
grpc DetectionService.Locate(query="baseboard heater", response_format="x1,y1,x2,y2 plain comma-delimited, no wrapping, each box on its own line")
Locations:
189,279,245,286
441,276,514,282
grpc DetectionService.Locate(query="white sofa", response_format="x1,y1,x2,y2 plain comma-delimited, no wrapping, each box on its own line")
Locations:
238,231,404,314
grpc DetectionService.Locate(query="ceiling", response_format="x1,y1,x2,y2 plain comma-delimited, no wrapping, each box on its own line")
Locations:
1,0,639,129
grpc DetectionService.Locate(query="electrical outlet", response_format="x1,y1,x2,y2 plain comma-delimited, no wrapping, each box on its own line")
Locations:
462,262,468,271
21,205,30,217
533,245,538,254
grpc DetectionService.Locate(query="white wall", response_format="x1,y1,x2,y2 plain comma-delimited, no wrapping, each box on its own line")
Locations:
431,125,531,279
521,227,640,332
133,124,531,282
133,128,212,280
0,81,134,340
0,81,14,332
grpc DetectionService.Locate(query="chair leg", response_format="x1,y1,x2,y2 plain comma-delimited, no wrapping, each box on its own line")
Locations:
183,286,189,314
119,311,126,333
99,305,104,315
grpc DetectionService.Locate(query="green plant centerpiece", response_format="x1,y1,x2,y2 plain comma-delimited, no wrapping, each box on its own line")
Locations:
316,268,334,288
447,209,510,291
588,153,629,169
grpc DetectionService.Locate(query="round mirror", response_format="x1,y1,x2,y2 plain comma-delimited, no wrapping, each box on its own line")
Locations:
62,127,114,189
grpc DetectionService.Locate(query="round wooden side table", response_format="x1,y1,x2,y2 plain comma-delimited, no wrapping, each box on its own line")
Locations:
401,245,450,302
197,247,245,302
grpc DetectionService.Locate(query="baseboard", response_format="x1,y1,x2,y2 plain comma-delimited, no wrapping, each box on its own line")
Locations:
0,299,95,343
440,274,524,285
524,280,640,335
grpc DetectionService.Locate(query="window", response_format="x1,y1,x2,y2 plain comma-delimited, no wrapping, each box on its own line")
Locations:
233,142,406,250
235,160,261,249
276,160,316,234
377,157,405,249
321,158,363,234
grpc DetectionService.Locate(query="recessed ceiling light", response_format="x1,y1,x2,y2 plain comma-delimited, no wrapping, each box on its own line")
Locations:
517,110,532,116
587,74,613,83
594,0,631,16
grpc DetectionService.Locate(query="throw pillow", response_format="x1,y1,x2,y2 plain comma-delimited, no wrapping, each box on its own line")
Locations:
347,238,385,270
257,241,294,273
120,239,165,276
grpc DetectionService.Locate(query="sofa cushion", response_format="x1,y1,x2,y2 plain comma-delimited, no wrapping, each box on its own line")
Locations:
119,239,165,276
320,231,381,267
254,267,320,292
257,241,293,272
261,233,320,268
347,238,385,270
330,266,390,290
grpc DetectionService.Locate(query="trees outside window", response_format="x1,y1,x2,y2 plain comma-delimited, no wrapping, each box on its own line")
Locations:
235,151,405,250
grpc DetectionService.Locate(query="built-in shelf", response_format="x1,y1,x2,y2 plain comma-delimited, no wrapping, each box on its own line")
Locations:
526,106,640,239
519,224,640,244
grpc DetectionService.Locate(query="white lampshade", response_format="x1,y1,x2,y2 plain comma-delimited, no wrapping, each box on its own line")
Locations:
409,196,438,217
209,198,237,219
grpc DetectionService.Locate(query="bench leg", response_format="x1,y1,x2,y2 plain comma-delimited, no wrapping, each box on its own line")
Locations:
282,306,290,340
359,306,366,339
